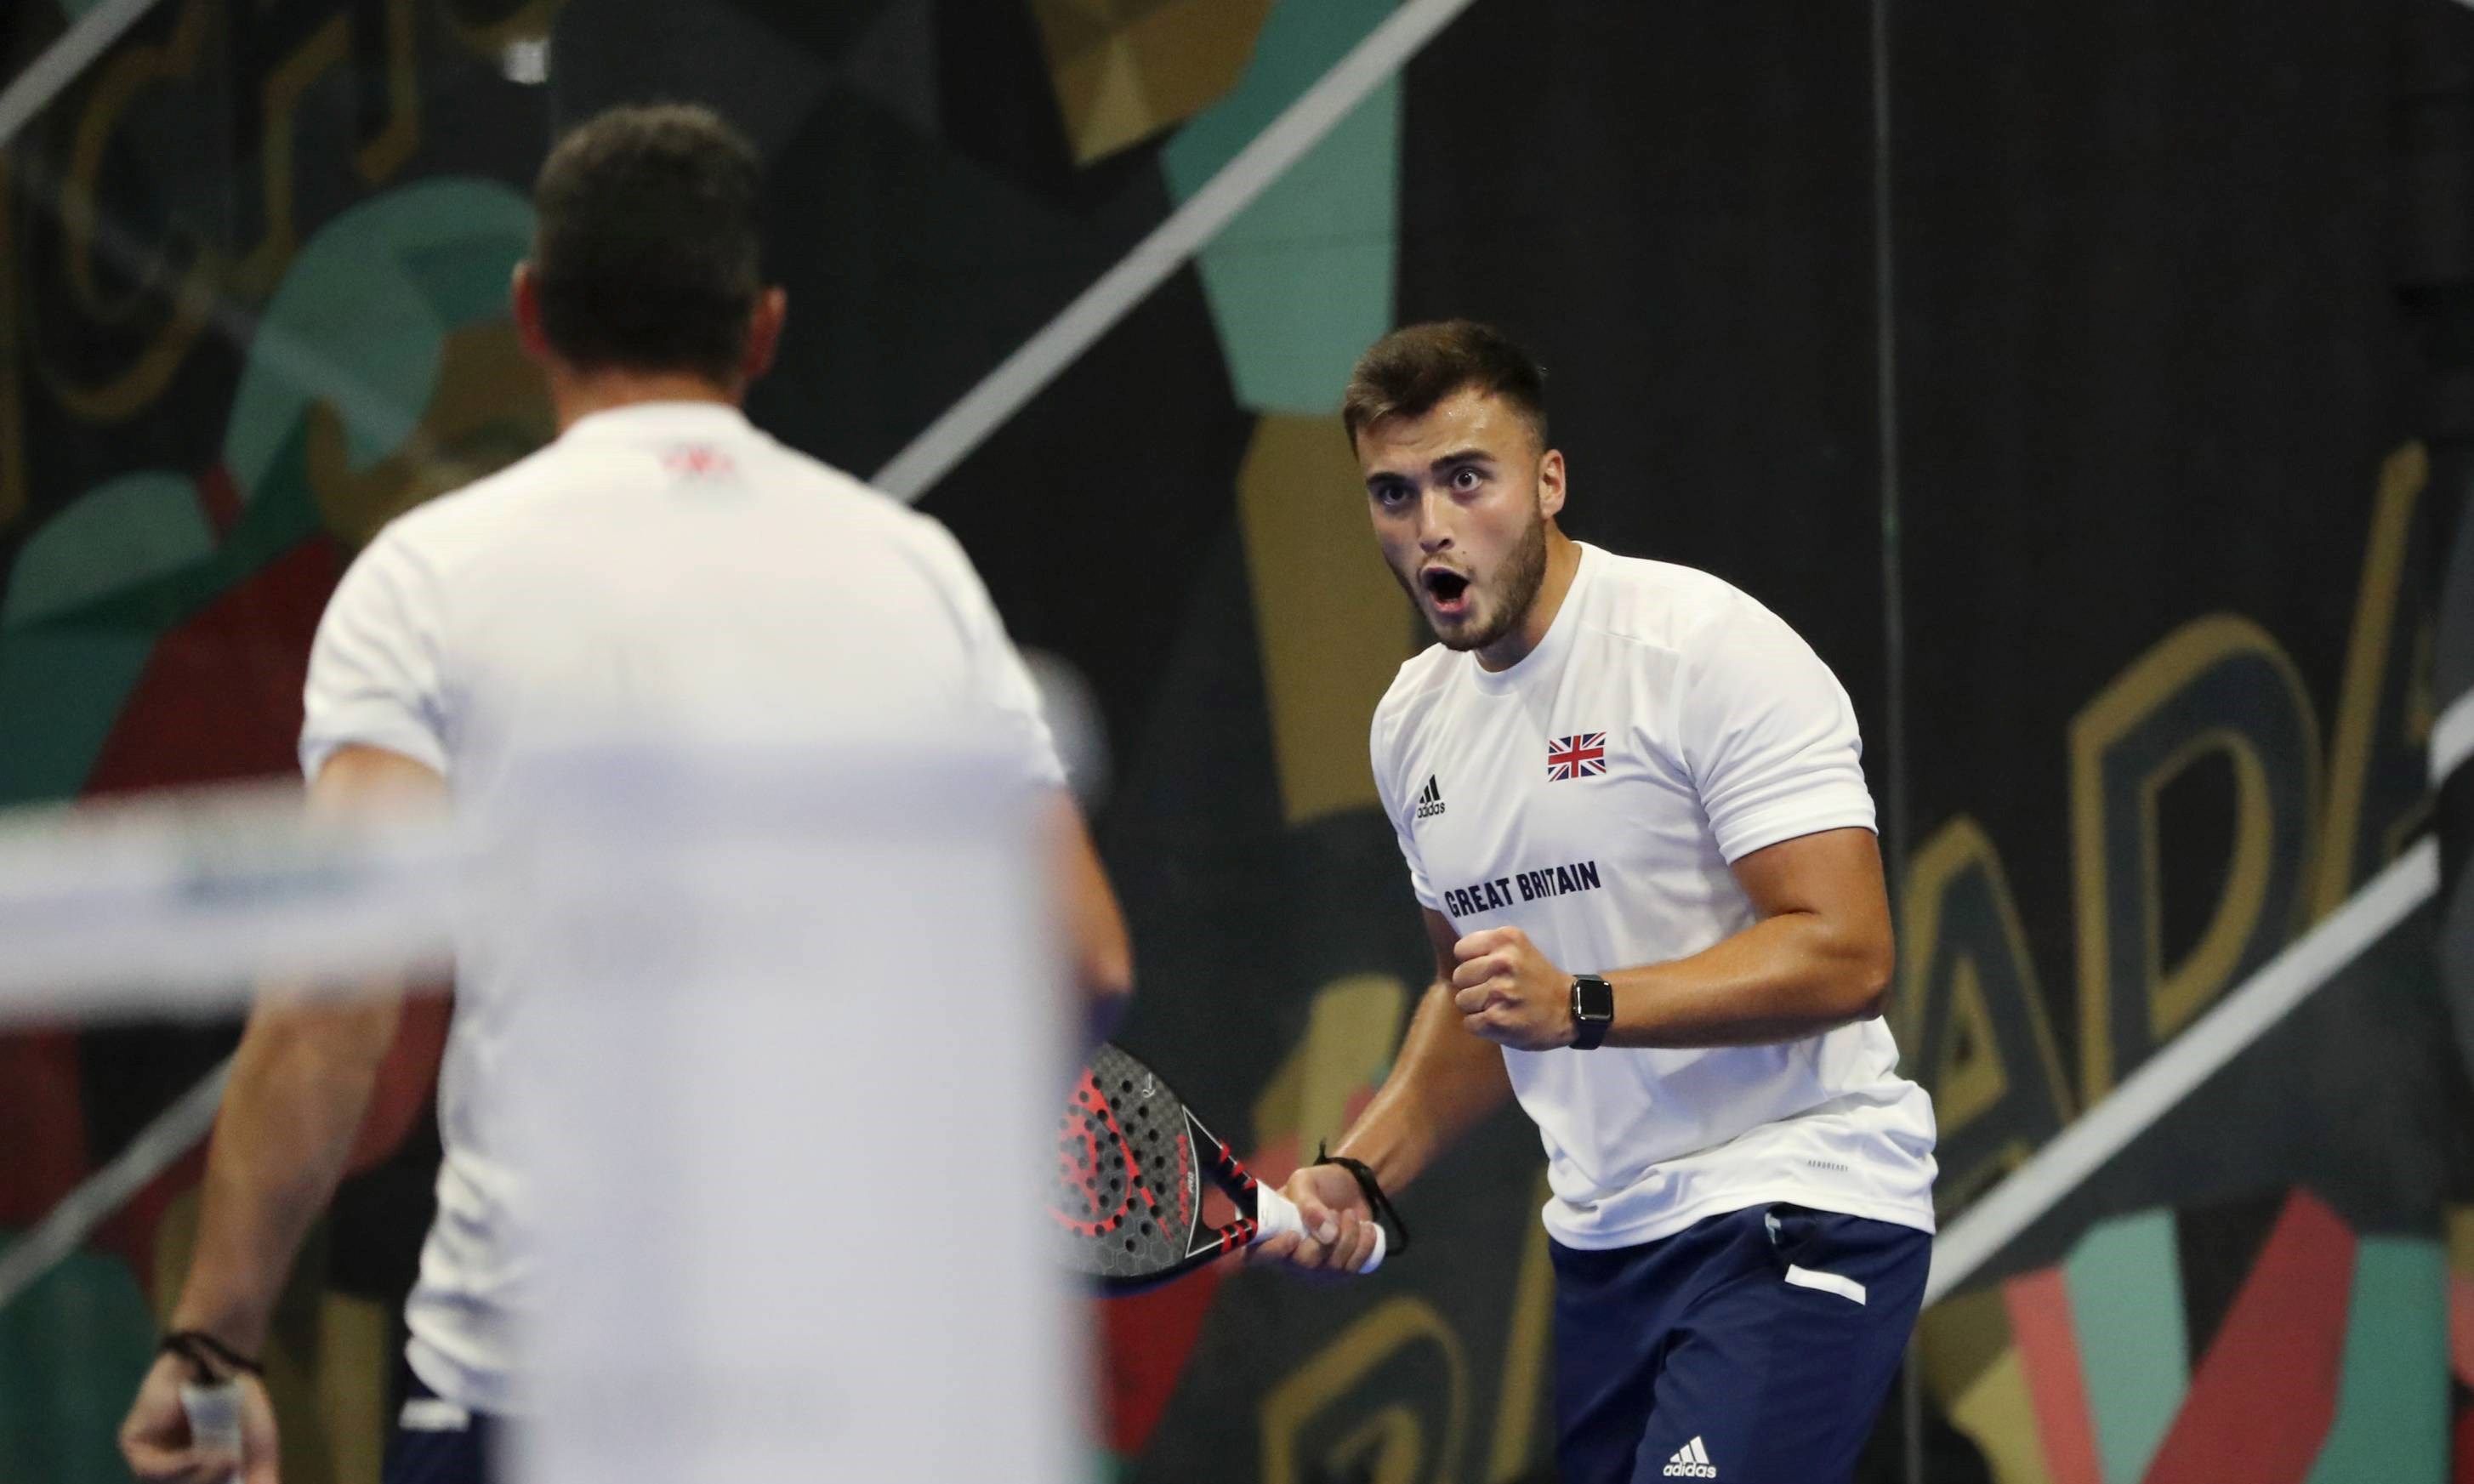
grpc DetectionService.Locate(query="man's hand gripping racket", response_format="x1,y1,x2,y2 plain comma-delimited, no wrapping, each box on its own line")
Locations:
119,1334,275,1484
1049,1043,1390,1293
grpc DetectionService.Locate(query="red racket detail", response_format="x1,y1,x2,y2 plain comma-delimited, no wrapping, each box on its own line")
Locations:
1049,1043,1385,1294
1049,1070,1162,1238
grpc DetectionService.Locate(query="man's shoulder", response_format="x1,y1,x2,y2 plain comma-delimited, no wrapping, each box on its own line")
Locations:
727,436,976,564
369,436,596,552
367,428,942,565
1578,548,1783,653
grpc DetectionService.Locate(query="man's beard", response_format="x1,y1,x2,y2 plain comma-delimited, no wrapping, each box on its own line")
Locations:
1406,508,1550,654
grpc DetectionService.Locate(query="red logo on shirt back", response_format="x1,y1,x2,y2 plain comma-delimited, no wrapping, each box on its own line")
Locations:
663,444,735,479
1547,732,1607,781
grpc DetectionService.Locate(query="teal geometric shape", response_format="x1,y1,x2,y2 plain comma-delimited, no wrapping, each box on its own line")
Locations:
2064,1208,2189,1484
1161,0,1397,416
0,1235,160,1484
50,426,324,641
2303,1236,2447,1484
225,177,534,503
2,473,212,632
0,627,162,807
0,424,335,809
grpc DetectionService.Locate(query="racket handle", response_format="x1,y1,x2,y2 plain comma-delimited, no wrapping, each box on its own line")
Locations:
1254,1185,1385,1273
179,1379,245,1484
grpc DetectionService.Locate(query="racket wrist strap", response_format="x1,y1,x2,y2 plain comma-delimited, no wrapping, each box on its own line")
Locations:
161,1329,263,1384
1312,1143,1411,1255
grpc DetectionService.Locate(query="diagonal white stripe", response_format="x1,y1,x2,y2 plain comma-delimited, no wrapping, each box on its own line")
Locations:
1925,837,2437,1305
0,1055,229,1311
2429,686,2474,786
0,0,169,151
870,0,1483,503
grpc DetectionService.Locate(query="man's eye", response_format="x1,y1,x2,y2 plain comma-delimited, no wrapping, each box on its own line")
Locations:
1452,468,1484,492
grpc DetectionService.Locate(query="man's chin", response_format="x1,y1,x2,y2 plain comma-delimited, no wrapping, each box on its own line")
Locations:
1425,606,1504,653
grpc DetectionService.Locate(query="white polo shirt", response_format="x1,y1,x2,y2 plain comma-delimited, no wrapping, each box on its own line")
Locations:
1371,543,1937,1249
299,402,1064,1413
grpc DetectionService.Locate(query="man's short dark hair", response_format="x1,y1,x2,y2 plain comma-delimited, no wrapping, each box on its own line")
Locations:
1341,321,1548,448
531,104,765,385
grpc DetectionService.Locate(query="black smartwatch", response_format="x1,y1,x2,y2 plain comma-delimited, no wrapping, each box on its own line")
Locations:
1569,974,1614,1049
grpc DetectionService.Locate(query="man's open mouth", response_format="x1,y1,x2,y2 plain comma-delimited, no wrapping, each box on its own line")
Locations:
1421,566,1471,616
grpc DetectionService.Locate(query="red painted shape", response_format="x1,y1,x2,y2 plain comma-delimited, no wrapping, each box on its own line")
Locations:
196,462,244,537
82,538,340,796
2450,1276,2474,1390
1097,1264,1225,1454
0,1032,89,1226
2139,1190,2356,1484
2002,1265,2104,1484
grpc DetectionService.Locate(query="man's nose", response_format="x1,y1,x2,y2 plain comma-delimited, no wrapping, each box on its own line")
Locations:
1417,489,1454,553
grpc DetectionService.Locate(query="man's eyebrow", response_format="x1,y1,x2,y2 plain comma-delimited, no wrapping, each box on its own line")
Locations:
1429,448,1495,473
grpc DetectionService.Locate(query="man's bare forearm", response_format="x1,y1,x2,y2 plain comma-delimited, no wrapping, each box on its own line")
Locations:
1331,978,1513,1194
169,991,401,1353
1046,793,1133,1049
1602,909,1891,1049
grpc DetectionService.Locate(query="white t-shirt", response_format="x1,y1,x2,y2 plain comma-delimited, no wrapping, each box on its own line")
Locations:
1371,543,1937,1250
299,401,1065,1413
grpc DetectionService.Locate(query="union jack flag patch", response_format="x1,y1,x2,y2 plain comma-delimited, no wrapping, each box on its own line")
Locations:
1547,732,1607,781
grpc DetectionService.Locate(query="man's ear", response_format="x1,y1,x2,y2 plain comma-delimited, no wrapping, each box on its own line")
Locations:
1538,447,1567,520
511,264,553,365
742,287,788,386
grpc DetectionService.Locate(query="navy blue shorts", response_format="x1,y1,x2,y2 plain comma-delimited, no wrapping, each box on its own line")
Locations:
381,1373,500,1484
1550,1203,1930,1484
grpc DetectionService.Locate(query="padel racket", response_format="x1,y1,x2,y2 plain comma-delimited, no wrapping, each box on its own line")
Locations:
1050,1042,1386,1294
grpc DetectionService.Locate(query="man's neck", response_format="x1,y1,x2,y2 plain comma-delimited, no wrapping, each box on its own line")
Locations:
1476,530,1582,673
549,367,741,432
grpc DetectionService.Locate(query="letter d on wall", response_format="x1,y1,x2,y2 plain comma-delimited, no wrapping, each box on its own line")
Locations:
2070,615,2320,1103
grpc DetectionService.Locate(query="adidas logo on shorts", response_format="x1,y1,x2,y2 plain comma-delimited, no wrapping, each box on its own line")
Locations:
1663,1436,1717,1478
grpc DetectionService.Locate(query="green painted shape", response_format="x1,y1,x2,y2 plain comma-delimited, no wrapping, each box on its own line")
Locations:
2064,1208,2188,1484
225,178,533,501
1161,0,1397,415
43,421,325,640
0,1233,161,1484
406,233,535,328
0,627,162,806
0,430,327,808
2303,1236,2447,1484
3,473,212,631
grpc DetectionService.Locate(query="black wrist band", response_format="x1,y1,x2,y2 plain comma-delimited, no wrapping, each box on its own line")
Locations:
161,1330,263,1383
1311,1142,1412,1256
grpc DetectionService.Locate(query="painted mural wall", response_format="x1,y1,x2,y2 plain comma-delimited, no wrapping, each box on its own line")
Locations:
2,2,2471,1481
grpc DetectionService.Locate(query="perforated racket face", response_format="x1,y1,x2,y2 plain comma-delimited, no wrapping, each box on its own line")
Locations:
1049,1043,1202,1284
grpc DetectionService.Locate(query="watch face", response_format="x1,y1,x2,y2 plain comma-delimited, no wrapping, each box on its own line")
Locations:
1576,975,1613,1020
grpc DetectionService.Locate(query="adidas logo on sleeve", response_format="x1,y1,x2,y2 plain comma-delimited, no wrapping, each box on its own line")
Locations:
1662,1436,1717,1478
1413,775,1447,821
